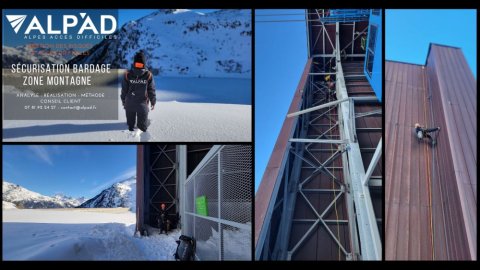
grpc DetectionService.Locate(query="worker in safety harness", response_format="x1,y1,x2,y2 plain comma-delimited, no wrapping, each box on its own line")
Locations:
414,123,440,145
157,203,171,235
121,51,156,133
325,74,336,99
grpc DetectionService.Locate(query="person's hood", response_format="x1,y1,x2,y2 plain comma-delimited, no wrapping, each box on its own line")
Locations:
130,65,149,77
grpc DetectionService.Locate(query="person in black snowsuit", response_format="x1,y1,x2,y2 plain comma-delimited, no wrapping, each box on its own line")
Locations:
157,203,171,235
121,51,156,132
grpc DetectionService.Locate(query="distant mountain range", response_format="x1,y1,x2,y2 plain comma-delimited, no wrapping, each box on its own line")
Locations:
2,181,84,209
3,177,136,210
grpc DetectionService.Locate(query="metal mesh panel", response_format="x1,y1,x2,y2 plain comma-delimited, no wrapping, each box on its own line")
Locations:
185,177,194,214
194,156,219,218
194,217,220,261
221,223,252,260
183,211,194,237
184,145,252,261
220,145,252,224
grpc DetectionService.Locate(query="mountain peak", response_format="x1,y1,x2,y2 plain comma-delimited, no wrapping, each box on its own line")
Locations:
78,177,136,211
67,9,251,78
3,181,81,209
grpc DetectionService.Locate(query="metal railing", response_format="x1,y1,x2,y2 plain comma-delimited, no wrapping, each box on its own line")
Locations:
317,9,370,23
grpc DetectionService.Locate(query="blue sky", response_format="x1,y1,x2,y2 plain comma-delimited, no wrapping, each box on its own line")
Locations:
3,145,136,198
255,9,307,192
386,9,476,76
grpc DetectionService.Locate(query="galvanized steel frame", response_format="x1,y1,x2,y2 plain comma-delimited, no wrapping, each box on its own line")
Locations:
256,12,382,261
270,19,381,261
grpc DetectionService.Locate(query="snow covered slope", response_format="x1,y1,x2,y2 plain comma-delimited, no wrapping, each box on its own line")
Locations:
68,9,251,78
79,177,136,210
3,98,252,142
3,208,180,260
3,181,81,209
3,201,17,209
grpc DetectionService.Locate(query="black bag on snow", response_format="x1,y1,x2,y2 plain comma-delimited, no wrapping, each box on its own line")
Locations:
174,235,195,261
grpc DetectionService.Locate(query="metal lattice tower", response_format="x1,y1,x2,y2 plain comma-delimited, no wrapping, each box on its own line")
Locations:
256,9,382,261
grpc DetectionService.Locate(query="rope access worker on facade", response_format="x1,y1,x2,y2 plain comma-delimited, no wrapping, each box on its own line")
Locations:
414,123,440,146
121,51,156,132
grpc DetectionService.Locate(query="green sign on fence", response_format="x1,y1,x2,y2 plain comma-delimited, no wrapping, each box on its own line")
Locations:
196,195,208,216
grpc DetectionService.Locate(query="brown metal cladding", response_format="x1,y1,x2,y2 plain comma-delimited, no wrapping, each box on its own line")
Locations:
385,44,476,260
255,58,313,248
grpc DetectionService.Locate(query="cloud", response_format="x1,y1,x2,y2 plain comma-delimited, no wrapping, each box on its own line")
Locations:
89,166,136,194
28,146,53,166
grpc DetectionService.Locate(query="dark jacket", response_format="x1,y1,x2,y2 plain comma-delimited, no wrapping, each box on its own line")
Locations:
121,66,156,111
158,209,168,224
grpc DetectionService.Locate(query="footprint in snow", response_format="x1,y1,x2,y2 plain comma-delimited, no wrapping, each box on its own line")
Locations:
141,131,152,141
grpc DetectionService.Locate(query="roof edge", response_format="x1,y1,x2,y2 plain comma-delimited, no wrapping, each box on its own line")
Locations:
385,59,424,67
387,43,463,67
425,43,462,66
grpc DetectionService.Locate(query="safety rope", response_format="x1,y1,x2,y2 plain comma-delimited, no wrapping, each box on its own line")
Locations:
327,75,341,261
422,67,435,260
426,68,448,259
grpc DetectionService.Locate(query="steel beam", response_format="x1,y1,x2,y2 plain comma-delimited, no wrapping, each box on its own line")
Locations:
335,22,382,260
362,138,382,187
368,179,382,187
309,72,336,75
288,98,349,118
289,138,348,144
355,109,382,118
350,96,379,103
177,145,187,232
312,54,365,58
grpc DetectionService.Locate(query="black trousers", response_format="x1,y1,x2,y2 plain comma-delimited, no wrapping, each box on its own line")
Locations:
126,109,149,132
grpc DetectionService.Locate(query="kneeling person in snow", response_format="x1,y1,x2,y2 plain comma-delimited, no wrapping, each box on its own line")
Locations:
121,51,156,132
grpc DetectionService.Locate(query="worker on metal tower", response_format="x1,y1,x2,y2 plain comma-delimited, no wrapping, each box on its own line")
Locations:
414,123,440,146
325,74,336,99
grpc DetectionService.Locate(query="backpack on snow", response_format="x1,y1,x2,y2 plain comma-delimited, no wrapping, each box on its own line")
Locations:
174,235,196,261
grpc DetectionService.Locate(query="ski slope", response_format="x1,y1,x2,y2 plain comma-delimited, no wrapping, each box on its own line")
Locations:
3,92,251,142
3,208,180,260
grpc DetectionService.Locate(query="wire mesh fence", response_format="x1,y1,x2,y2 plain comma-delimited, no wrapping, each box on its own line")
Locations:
184,145,252,261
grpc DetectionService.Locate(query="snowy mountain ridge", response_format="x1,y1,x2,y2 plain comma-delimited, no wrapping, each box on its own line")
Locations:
68,9,251,78
78,176,136,210
2,181,82,209
2,45,68,67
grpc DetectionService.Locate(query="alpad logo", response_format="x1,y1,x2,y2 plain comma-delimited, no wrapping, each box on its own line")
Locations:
5,13,117,35
6,15,27,34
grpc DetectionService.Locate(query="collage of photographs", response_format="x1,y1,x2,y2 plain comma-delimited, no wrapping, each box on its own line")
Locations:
1,8,476,262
